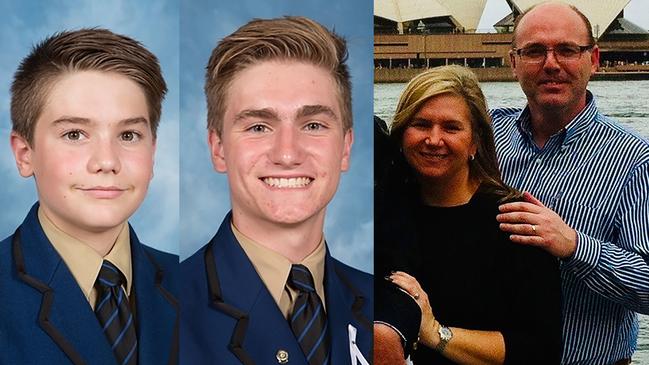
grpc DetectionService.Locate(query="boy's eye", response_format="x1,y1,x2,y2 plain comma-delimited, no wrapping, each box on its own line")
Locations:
247,124,269,133
304,122,324,131
120,131,140,141
63,130,83,141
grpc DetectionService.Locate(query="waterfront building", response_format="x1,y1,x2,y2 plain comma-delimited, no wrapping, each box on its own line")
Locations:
374,0,649,82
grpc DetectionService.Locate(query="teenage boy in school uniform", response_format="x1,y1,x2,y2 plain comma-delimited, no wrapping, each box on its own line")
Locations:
180,17,373,365
0,29,178,365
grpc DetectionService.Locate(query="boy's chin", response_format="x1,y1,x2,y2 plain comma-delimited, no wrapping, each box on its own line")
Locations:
42,203,134,234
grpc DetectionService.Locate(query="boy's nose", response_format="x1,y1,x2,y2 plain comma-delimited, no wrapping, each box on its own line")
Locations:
269,127,305,167
88,140,121,174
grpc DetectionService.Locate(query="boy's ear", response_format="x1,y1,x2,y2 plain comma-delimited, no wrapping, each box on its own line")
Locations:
10,132,35,178
150,139,157,181
207,129,227,173
340,128,354,172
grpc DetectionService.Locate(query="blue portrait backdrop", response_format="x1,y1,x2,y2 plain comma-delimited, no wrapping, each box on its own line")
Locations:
179,0,374,273
0,0,179,254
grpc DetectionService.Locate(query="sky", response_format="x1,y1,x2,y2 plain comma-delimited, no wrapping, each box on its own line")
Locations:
0,0,179,254
179,0,374,272
477,0,649,31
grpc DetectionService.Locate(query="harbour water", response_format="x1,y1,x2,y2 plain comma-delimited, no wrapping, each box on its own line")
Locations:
375,80,649,364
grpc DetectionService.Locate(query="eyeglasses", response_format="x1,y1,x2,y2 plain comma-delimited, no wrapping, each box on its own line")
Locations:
513,44,594,64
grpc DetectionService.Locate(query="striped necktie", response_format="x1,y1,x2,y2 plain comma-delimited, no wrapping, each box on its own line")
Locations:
95,260,138,365
288,264,330,365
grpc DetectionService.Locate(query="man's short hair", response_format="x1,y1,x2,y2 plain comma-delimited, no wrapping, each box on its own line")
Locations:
11,28,167,145
511,2,595,47
205,16,352,135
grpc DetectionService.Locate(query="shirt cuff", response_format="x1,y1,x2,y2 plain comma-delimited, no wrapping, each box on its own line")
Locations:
561,231,601,278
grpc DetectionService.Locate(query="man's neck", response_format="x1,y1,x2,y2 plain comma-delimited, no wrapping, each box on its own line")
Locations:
231,210,325,263
527,98,587,148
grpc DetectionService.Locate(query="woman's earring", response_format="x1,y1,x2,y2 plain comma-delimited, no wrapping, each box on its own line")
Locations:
469,154,475,161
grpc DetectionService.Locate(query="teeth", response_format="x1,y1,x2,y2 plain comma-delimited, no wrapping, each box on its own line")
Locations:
263,177,312,188
423,153,446,159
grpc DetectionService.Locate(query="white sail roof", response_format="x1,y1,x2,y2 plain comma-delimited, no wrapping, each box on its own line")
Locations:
374,0,487,31
510,0,630,38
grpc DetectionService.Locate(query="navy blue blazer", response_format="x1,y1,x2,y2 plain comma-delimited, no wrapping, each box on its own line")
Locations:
180,213,373,364
0,203,179,365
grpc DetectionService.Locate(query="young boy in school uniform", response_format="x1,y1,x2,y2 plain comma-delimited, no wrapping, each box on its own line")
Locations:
0,28,178,365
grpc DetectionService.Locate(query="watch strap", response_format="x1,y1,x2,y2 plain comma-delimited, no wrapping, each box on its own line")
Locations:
436,325,452,353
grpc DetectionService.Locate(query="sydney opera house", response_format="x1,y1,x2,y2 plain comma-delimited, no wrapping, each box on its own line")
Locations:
374,0,649,81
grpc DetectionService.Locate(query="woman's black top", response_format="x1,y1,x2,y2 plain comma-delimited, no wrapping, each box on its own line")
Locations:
374,115,562,364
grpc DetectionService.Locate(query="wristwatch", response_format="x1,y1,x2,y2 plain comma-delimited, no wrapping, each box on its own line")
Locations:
436,324,453,353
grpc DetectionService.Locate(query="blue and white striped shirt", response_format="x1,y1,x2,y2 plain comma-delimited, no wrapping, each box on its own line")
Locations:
490,92,649,365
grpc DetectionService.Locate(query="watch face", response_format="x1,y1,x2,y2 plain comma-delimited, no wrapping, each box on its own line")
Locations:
439,326,453,341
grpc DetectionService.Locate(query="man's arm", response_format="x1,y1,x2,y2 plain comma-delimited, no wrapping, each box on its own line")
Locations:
498,162,649,314
561,161,649,313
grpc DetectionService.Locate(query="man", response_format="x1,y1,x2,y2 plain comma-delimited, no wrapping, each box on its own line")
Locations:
180,17,373,364
0,29,178,364
493,3,649,364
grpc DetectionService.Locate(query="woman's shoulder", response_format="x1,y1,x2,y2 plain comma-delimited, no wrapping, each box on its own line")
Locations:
468,189,506,214
470,186,523,215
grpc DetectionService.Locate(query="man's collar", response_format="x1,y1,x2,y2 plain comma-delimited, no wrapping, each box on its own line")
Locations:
515,90,598,149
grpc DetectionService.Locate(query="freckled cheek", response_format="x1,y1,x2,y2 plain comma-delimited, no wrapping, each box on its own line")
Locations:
226,143,265,173
43,159,82,183
118,151,154,170
127,153,154,167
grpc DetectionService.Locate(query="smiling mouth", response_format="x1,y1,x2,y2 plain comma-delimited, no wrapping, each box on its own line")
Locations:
262,177,313,188
78,186,127,199
420,152,448,161
540,80,565,86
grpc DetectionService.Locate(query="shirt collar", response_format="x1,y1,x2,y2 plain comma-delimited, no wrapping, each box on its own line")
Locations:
105,224,132,295
231,222,327,309
515,90,598,148
38,207,133,302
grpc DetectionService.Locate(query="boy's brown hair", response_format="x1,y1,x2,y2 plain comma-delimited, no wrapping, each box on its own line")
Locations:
205,16,352,135
11,28,167,145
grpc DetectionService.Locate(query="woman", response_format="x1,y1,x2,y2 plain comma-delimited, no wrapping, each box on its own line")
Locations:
374,65,562,364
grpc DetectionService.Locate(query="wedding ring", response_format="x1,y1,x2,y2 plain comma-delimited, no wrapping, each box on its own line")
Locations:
531,224,537,233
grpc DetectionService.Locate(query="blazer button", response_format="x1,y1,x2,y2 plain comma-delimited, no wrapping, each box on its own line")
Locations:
276,349,289,364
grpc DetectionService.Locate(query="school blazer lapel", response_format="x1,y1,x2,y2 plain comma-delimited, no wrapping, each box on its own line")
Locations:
325,252,372,365
13,205,114,365
205,215,304,364
131,227,178,365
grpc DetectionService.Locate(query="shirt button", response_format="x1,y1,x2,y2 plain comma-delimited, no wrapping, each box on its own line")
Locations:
535,158,542,165
276,349,289,364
